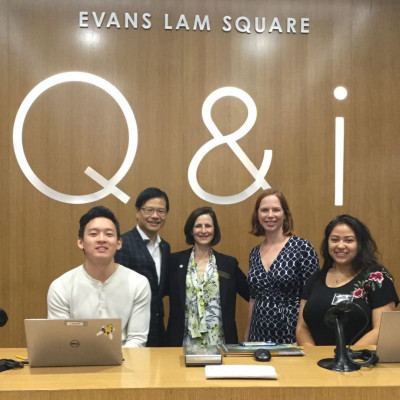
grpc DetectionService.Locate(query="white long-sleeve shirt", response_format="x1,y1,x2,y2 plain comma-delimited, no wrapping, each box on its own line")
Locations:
47,264,151,348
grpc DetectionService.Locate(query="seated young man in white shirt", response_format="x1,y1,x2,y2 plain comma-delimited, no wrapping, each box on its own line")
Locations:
47,206,151,347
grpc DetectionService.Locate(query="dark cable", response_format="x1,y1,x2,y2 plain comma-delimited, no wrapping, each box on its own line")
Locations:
344,302,378,367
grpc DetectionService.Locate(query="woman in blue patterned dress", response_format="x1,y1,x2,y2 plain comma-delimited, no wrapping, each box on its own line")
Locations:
245,189,320,344
296,215,398,345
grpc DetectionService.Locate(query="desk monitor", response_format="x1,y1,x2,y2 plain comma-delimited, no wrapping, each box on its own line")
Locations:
24,318,123,367
376,311,400,363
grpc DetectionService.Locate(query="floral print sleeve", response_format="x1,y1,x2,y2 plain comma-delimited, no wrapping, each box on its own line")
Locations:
352,267,399,308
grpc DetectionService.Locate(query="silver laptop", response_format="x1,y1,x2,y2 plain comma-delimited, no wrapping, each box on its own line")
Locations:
376,311,400,363
24,318,123,367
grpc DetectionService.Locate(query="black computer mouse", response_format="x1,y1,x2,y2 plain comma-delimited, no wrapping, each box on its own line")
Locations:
254,348,271,362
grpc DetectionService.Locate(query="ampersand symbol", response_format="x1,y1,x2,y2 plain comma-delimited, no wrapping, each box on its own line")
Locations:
188,87,272,205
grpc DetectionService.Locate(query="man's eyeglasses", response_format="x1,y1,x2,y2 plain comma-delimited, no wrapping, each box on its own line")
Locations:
140,207,168,217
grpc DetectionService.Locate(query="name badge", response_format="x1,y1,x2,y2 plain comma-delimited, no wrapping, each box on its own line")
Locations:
218,271,231,279
331,293,354,305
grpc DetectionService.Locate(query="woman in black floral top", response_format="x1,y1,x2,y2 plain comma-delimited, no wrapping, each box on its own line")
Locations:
296,214,399,346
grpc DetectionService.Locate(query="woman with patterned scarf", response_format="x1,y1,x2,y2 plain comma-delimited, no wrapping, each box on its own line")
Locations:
167,207,250,346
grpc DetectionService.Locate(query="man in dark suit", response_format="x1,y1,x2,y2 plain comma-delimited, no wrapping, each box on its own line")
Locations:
115,187,170,347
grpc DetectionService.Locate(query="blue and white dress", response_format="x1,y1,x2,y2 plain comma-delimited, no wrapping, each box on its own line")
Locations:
247,236,319,344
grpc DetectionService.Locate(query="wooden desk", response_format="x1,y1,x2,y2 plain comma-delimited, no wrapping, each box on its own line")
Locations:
1,347,400,400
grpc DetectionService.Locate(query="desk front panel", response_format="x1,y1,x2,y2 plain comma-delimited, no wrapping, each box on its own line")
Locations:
1,347,400,400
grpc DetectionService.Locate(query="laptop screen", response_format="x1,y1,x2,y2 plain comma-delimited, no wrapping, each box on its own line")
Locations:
376,311,400,363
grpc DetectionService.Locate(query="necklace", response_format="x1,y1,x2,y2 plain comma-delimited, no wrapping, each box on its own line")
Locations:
330,264,354,286
332,269,343,284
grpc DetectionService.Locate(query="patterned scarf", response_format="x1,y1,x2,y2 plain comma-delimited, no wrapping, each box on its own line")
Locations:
185,249,224,345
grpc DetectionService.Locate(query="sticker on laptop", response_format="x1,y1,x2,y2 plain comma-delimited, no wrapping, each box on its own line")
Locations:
96,323,115,340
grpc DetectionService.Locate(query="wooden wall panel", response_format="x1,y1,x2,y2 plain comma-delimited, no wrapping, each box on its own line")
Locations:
1,0,399,347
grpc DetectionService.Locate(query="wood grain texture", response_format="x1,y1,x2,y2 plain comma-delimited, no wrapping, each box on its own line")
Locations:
1,347,400,400
1,0,399,347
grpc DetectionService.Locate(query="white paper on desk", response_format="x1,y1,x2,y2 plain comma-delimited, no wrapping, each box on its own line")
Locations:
205,365,278,380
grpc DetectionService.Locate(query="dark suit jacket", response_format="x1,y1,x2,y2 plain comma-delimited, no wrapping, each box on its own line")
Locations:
166,248,250,346
115,226,170,347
